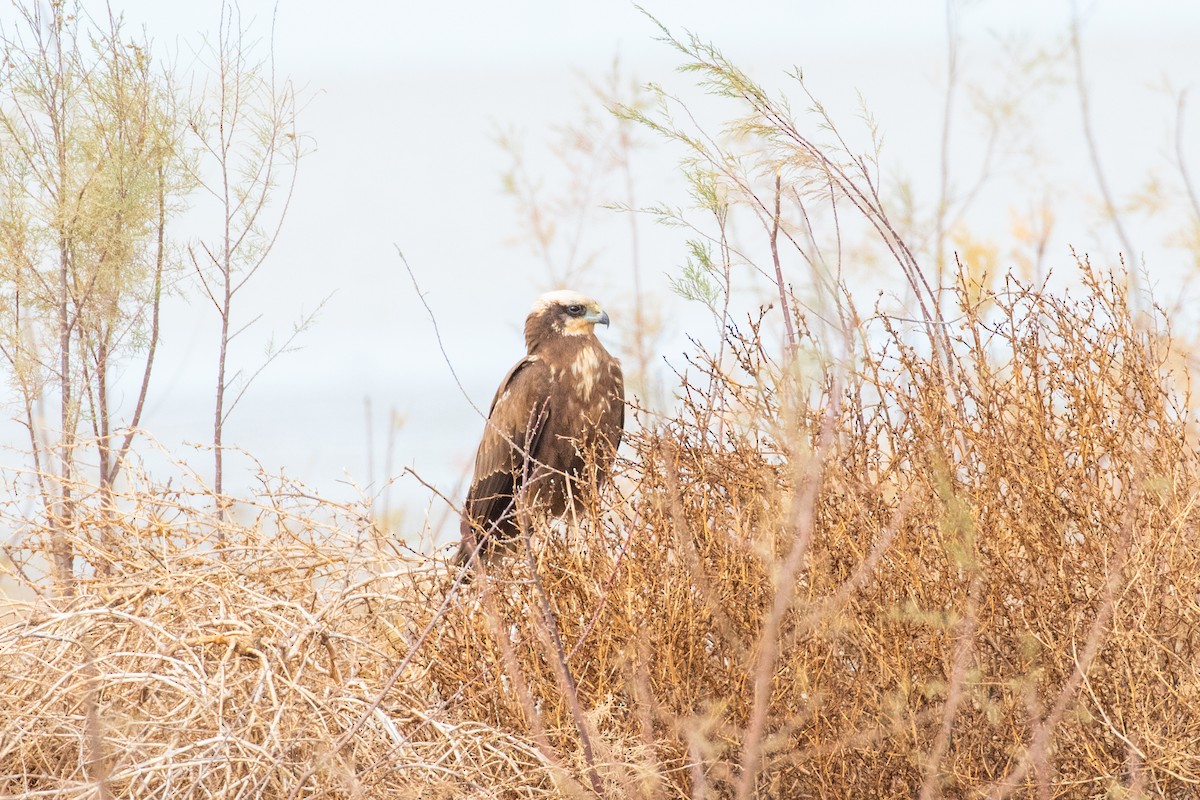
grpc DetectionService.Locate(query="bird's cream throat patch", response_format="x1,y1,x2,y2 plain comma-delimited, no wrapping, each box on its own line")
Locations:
561,317,595,336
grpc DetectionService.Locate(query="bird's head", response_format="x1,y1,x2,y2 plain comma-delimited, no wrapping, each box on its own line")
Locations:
525,290,610,350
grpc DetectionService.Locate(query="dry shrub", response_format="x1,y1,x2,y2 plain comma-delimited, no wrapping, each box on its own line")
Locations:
0,476,555,799
406,260,1200,798
4,259,1200,798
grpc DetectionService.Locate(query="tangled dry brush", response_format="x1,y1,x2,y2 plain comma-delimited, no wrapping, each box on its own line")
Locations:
4,263,1200,798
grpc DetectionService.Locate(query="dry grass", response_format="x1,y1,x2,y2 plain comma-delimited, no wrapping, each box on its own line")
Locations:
4,260,1200,798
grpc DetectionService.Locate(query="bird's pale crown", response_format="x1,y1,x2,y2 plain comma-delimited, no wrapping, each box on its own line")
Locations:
531,289,599,313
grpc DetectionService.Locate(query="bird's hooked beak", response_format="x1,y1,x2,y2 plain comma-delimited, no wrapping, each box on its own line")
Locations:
585,308,610,327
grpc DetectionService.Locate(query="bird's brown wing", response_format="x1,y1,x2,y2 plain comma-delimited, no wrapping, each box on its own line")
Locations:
603,358,626,453
462,356,553,543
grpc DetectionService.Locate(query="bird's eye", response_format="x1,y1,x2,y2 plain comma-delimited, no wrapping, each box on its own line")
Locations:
566,304,584,316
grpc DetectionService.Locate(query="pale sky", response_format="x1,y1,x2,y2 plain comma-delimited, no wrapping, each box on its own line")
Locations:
3,1,1198,546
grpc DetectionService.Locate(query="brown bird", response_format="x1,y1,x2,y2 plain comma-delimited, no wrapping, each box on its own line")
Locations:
453,290,625,567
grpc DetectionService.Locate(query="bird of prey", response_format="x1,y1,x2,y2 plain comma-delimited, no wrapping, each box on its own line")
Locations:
453,290,625,567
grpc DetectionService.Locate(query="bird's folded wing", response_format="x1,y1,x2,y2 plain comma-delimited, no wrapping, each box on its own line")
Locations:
604,359,626,449
465,356,553,528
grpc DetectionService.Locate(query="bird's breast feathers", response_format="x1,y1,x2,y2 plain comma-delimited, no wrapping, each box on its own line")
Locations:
570,346,602,399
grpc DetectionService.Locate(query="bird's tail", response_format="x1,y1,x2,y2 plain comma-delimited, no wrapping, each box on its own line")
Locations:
451,517,483,571
450,539,473,569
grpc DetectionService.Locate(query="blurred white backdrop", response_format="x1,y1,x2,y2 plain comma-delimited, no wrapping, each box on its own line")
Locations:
2,1,1197,545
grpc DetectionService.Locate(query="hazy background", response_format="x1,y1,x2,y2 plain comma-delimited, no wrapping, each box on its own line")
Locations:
4,1,1198,547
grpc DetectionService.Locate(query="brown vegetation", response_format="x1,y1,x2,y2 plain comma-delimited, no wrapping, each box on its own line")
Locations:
4,260,1199,798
